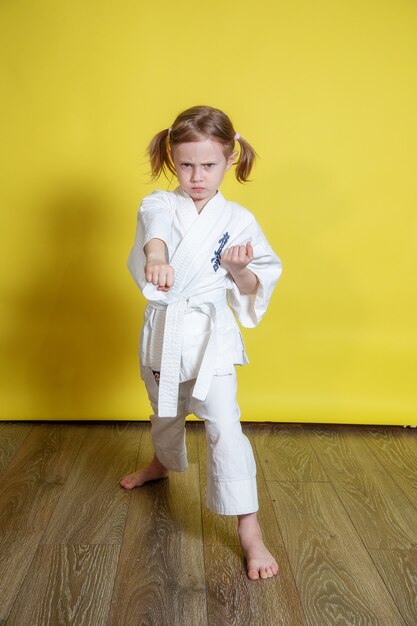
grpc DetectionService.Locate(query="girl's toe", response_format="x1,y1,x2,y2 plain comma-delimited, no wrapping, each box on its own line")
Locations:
248,567,260,580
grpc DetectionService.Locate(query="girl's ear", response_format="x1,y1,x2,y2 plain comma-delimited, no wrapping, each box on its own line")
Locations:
226,150,238,170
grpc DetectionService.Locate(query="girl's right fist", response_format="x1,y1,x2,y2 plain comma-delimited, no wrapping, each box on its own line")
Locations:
145,261,174,291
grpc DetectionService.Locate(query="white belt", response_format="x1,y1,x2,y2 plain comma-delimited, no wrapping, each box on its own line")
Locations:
148,290,226,417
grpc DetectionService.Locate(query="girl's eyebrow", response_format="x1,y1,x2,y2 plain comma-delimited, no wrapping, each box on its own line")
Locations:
180,161,217,165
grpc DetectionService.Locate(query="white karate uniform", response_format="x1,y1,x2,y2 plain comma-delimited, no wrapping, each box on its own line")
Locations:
128,186,282,515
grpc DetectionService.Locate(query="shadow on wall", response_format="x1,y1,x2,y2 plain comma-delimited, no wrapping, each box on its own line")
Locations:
3,182,145,419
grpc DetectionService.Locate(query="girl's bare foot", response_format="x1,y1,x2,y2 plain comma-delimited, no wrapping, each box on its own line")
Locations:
238,512,279,580
120,454,169,489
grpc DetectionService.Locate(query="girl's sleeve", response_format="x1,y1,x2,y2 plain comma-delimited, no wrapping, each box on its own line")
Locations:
127,190,173,295
226,219,282,328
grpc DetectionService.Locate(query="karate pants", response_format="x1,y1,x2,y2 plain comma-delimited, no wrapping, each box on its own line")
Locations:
141,365,259,516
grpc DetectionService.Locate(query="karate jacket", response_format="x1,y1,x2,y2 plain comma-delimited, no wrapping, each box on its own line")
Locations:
128,187,282,416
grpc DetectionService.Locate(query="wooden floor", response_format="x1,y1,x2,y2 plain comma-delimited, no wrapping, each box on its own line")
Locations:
0,422,416,625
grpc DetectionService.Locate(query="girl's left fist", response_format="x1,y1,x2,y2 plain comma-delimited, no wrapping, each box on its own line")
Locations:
220,241,253,271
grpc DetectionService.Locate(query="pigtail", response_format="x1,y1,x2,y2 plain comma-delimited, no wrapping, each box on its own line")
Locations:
147,128,176,180
234,136,257,183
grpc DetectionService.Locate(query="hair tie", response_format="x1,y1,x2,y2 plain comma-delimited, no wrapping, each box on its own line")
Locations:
234,133,240,141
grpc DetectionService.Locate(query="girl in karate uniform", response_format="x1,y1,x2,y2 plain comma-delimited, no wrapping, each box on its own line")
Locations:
121,105,282,580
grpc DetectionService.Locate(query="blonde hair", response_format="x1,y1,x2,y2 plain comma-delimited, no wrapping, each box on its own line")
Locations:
148,105,257,183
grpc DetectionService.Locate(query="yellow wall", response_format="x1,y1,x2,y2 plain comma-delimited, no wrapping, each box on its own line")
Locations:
1,1,416,424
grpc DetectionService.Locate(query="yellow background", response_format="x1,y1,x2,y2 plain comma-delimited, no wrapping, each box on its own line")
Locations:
1,0,416,424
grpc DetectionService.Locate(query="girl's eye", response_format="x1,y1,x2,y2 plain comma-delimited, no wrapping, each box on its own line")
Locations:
205,163,215,168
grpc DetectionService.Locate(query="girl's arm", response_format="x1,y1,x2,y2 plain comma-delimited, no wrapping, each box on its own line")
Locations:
144,238,174,291
221,242,259,295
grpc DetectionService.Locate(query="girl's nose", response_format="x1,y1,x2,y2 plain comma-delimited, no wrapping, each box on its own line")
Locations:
191,167,203,181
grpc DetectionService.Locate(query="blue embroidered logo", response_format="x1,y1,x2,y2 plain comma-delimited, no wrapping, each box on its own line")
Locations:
211,232,230,272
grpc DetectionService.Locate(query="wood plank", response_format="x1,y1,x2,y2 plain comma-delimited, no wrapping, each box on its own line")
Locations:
0,423,87,532
43,423,141,545
369,549,417,626
80,421,145,439
251,424,329,482
268,481,406,626
306,425,392,477
108,464,207,626
363,427,417,507
198,425,284,548
308,426,417,549
6,544,120,626
0,423,32,474
205,545,306,626
0,530,43,621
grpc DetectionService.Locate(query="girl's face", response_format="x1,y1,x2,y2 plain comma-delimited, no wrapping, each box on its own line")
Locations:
171,138,237,213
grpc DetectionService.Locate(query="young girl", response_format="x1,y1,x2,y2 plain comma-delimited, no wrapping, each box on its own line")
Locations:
121,105,282,580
